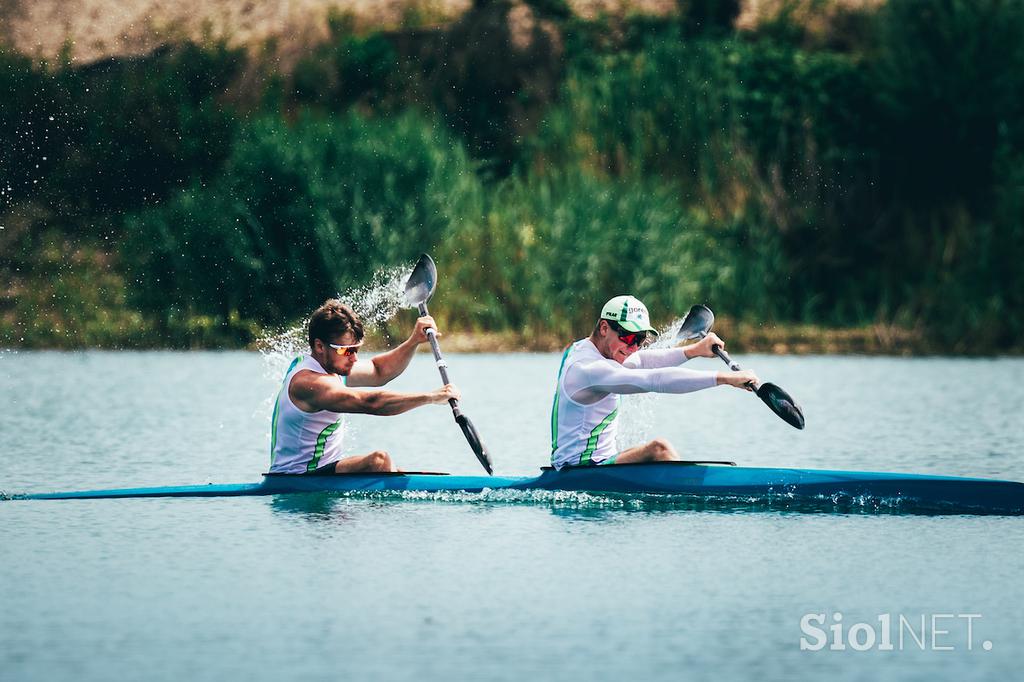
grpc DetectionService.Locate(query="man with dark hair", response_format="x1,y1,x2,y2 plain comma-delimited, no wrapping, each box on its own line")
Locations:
270,299,459,474
550,295,758,469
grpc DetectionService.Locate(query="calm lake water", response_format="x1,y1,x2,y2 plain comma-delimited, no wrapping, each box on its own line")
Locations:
2,351,1023,681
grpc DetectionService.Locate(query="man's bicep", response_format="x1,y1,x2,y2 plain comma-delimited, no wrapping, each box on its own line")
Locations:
624,347,687,369
572,361,651,397
342,359,381,387
308,378,366,412
586,366,653,395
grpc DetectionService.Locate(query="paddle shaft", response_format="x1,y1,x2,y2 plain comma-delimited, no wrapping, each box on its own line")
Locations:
417,302,462,415
694,332,759,389
403,253,494,472
713,345,740,371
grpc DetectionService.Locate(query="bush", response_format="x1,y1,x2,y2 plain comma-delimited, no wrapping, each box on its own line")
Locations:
293,17,399,107
438,168,733,337
529,29,875,324
872,0,1024,211
864,0,1024,344
0,43,241,221
123,110,483,329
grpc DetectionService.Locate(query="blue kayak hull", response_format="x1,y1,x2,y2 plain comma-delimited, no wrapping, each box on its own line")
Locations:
527,464,1024,514
13,463,1024,514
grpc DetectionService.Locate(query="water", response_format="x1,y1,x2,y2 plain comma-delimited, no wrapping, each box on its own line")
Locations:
2,351,1023,680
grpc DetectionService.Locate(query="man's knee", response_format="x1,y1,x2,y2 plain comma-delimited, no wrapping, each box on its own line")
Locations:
649,438,675,459
367,450,392,471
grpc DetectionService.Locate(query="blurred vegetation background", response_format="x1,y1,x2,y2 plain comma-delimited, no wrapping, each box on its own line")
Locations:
1,0,1022,352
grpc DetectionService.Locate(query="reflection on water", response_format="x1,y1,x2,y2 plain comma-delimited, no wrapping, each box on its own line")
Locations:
269,492,352,519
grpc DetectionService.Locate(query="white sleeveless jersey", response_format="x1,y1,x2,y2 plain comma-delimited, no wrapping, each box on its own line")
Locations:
550,340,621,469
270,355,347,473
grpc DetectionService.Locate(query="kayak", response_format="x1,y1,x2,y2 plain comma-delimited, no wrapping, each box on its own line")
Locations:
12,462,1024,515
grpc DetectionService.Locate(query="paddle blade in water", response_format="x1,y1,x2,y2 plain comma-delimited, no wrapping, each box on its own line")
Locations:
404,253,438,307
457,413,494,474
676,305,715,341
756,382,806,430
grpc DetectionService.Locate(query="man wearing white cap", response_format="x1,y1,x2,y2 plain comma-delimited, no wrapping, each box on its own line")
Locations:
549,295,758,469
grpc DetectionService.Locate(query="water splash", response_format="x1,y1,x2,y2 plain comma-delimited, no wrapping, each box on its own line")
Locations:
617,316,687,447
255,263,414,380
339,265,414,323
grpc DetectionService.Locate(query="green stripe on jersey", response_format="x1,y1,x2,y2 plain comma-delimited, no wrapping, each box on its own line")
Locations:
579,408,618,466
307,421,341,472
550,344,573,453
270,355,303,463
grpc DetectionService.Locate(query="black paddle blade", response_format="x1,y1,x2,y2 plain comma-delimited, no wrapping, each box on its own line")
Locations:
676,304,715,341
456,414,494,474
756,382,806,430
404,253,437,307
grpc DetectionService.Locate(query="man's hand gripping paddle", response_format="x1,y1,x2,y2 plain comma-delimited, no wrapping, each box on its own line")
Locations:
677,305,805,430
404,254,495,474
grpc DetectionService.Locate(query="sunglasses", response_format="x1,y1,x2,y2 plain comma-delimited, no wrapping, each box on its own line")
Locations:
608,321,648,348
328,342,363,357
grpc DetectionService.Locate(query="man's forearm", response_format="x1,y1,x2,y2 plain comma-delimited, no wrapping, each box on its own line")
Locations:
359,389,435,416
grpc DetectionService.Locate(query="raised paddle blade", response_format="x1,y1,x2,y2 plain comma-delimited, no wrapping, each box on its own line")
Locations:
402,252,494,475
456,414,494,474
676,304,715,341
756,382,806,430
684,309,807,431
404,253,438,307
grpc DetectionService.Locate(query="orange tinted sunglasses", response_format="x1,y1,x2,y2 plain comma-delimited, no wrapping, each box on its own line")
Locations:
328,342,363,357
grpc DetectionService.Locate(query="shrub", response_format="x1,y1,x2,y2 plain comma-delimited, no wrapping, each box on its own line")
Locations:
123,110,482,328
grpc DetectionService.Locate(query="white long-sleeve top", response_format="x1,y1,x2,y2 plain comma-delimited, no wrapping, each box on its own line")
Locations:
550,339,718,469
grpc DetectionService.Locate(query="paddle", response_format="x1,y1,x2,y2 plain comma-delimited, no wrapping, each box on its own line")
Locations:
404,253,494,474
677,305,806,430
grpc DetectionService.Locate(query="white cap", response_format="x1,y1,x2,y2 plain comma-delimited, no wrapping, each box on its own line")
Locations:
599,295,659,334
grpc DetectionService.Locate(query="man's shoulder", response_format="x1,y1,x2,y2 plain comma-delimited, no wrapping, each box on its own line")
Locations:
567,338,599,356
287,368,350,413
288,367,343,399
564,343,616,376
290,367,340,388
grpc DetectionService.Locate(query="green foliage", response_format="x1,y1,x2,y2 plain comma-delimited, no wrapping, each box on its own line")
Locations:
0,49,53,211
861,0,1024,346
524,0,573,20
530,30,879,324
679,0,743,36
531,5,1023,342
0,226,157,348
4,1,1024,351
439,169,721,335
533,31,867,198
872,0,1024,210
122,110,482,329
293,18,399,107
1,44,241,220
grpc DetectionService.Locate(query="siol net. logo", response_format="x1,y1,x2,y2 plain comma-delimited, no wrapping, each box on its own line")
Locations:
799,612,992,652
